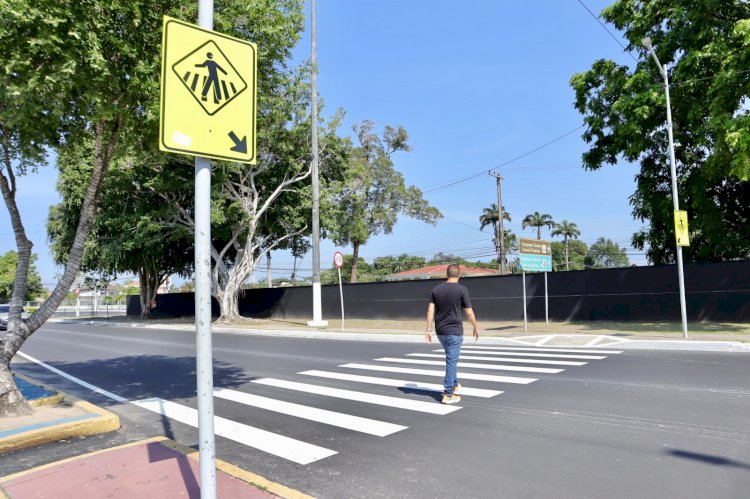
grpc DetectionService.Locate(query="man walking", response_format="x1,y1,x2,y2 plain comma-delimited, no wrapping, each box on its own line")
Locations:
425,264,480,404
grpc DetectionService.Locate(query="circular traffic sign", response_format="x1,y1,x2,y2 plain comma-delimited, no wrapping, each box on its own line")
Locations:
333,251,344,269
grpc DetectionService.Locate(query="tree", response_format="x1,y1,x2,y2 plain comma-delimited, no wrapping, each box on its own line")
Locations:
321,254,373,284
551,220,582,271
585,237,630,269
372,254,427,276
570,0,750,264
0,0,193,416
521,212,555,240
328,121,442,283
479,203,512,271
0,251,43,302
552,240,588,271
48,144,194,318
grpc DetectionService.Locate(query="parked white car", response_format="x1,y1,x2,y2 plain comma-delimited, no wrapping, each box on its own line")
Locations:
0,304,29,330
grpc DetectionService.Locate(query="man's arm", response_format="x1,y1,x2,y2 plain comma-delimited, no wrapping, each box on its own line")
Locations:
425,302,435,343
464,307,480,341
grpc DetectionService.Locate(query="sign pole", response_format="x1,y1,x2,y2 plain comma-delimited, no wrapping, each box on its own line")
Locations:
544,272,549,328
195,2,217,499
522,271,527,333
337,267,344,332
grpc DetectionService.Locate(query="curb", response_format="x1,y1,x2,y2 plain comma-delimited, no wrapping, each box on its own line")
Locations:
56,319,750,352
0,379,120,454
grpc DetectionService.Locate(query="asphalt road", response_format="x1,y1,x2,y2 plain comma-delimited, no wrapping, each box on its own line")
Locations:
5,323,750,498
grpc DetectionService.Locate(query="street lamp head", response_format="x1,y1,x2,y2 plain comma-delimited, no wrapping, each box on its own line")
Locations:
641,37,653,49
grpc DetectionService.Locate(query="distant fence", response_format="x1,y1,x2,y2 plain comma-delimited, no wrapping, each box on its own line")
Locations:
128,260,750,322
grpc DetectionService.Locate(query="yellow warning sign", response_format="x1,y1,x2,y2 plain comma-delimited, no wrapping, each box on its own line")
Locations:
674,210,690,246
160,17,256,163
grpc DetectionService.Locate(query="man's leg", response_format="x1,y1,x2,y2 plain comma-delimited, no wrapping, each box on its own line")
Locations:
442,335,461,395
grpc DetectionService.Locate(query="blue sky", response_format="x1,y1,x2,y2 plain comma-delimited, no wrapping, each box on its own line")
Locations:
0,0,647,287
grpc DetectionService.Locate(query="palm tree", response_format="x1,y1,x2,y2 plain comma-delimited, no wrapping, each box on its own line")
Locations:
551,220,581,271
522,212,555,240
479,204,511,270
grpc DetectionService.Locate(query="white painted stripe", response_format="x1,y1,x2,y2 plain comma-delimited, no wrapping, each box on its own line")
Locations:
132,397,336,465
213,387,406,437
299,371,503,398
341,363,537,385
410,353,586,366
376,357,563,374
584,335,604,347
253,378,459,415
457,350,606,360
451,346,623,355
17,351,128,403
535,336,553,345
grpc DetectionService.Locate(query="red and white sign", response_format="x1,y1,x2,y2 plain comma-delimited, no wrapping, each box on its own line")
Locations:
75,288,80,296
333,251,344,269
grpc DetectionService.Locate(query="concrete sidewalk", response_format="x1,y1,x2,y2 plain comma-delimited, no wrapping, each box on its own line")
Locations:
0,377,311,499
57,317,750,352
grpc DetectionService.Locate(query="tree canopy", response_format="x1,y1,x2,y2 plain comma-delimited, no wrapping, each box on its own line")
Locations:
585,237,630,269
328,121,442,282
0,251,43,302
521,212,555,240
570,0,750,264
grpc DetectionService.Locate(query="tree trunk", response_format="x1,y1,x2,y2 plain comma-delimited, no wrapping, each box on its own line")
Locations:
0,119,120,415
350,241,360,283
564,238,570,271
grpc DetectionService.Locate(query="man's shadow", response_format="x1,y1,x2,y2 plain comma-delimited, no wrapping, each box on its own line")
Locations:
397,384,443,402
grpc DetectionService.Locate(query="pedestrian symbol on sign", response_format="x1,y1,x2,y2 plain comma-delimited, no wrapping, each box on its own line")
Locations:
172,40,247,116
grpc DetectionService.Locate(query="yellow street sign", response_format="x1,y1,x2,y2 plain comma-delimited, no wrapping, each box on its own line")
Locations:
160,16,257,163
674,210,690,246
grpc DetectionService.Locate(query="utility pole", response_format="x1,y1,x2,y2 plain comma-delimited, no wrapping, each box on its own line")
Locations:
488,171,505,275
308,0,327,326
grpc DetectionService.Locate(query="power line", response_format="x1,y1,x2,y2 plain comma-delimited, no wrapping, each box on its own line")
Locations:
574,0,638,62
422,125,585,194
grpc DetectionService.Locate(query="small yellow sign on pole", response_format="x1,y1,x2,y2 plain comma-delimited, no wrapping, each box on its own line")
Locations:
674,210,689,246
160,16,257,163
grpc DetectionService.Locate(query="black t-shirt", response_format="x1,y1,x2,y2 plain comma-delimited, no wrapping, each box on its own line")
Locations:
430,282,472,335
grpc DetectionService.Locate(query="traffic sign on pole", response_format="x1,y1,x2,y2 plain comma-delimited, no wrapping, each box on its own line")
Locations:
519,238,552,272
674,210,690,247
160,16,257,163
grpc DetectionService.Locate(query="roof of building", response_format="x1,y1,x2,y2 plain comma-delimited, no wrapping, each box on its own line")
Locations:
384,264,498,281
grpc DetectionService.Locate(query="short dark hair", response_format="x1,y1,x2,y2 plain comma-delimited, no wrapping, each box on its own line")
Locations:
447,264,461,278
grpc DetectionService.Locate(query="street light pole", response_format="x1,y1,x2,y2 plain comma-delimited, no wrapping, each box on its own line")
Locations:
642,36,689,339
308,0,327,327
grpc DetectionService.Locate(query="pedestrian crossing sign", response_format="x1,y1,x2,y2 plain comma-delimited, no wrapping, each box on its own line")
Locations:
160,16,257,163
674,210,690,246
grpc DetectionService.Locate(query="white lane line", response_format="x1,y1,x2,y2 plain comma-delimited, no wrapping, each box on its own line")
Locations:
253,378,460,415
410,353,586,366
17,351,128,403
299,371,503,398
452,346,623,355
340,363,537,385
376,357,563,374
454,350,607,360
584,335,604,347
132,398,336,465
535,336,553,345
213,387,406,437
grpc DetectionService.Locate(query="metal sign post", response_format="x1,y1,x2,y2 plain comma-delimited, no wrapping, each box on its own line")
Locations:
522,271,527,333
334,251,345,332
160,3,258,497
519,238,552,332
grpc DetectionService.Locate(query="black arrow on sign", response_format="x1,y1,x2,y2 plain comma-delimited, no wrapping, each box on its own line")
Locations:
228,131,247,154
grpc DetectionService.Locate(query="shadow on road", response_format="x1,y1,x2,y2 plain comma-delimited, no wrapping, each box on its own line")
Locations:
667,449,750,470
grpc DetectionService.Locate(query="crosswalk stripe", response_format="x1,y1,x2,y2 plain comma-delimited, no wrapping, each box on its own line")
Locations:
299,371,503,398
411,353,586,366
340,363,537,384
376,357,563,374
131,397,336,465
455,346,623,355
214,388,407,437
450,349,607,360
253,378,459,415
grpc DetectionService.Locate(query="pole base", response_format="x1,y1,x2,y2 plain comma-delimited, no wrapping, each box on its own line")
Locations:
307,320,329,327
